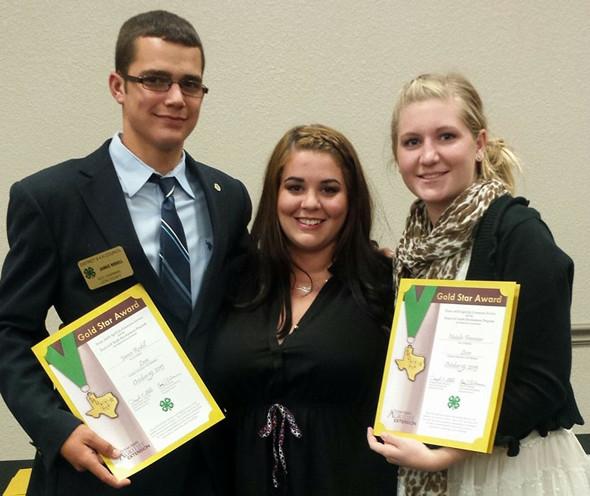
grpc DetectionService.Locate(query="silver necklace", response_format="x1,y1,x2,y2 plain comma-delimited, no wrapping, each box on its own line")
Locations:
293,278,329,296
293,283,313,296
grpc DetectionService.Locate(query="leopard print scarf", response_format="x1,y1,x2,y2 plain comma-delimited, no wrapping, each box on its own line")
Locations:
394,179,508,291
394,179,508,496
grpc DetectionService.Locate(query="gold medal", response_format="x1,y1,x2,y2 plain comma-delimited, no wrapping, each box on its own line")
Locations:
395,344,425,381
85,392,119,419
45,333,119,420
396,285,437,381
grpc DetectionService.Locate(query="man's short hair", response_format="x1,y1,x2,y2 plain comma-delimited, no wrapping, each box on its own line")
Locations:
116,10,204,74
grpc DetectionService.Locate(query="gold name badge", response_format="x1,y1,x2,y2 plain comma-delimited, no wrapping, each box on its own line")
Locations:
77,246,134,290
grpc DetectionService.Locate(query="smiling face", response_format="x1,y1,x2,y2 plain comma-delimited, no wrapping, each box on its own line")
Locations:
109,36,204,170
277,150,348,259
396,98,486,224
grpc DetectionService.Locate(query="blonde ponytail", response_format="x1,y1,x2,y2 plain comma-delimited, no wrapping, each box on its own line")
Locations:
479,138,522,194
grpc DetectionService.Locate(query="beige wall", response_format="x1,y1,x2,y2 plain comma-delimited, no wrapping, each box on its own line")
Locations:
1,0,588,460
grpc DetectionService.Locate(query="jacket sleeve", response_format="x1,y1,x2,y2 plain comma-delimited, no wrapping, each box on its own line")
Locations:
0,180,81,468
493,207,579,453
229,179,253,264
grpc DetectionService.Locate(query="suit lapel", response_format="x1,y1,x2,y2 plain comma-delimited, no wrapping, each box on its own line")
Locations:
75,142,177,317
185,156,227,333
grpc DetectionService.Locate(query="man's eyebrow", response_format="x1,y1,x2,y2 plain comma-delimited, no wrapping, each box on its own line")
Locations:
138,69,171,76
139,69,202,81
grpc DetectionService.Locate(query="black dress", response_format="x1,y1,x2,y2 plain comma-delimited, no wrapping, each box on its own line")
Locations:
205,275,397,495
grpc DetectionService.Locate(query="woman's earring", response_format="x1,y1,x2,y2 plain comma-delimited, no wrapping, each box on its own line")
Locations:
475,150,484,162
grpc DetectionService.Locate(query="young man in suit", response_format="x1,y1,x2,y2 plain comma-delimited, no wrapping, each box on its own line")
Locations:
0,10,251,495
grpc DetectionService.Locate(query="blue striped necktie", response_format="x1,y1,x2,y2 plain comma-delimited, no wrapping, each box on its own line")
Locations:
150,174,192,321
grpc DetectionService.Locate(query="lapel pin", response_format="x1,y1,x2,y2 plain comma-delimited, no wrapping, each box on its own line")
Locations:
214,183,222,192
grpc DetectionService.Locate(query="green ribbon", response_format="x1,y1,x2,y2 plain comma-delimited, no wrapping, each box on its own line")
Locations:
404,285,437,338
45,332,87,388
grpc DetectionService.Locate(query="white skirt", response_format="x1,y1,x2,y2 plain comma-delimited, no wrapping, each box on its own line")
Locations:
447,429,590,495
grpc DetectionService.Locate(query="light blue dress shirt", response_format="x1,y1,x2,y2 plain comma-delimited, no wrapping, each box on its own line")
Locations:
109,133,213,308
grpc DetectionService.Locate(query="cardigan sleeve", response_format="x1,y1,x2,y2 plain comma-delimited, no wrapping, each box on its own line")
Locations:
491,205,582,454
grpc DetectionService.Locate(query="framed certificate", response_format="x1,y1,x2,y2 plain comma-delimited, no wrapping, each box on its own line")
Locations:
32,284,224,480
374,279,520,453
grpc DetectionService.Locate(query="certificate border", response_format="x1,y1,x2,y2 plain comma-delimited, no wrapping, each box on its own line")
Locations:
374,278,520,453
32,284,224,480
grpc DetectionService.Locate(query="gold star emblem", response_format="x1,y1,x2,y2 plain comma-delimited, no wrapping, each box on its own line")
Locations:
85,392,119,419
395,345,425,381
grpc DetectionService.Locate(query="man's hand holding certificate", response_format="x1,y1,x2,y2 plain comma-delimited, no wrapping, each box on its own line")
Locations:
374,279,520,453
32,284,224,480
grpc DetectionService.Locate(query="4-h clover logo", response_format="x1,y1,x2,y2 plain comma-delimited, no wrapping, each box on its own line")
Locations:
83,267,96,279
447,395,461,410
160,398,174,412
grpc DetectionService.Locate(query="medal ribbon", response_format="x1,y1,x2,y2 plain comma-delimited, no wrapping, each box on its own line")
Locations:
404,285,437,338
45,332,87,388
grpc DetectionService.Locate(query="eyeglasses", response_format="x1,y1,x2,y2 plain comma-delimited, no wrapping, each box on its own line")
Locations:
120,73,209,98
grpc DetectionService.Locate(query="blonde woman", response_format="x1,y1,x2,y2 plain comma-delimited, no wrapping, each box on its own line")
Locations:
368,73,590,495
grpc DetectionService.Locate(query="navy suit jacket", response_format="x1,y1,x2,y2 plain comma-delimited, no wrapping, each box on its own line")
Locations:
0,140,251,495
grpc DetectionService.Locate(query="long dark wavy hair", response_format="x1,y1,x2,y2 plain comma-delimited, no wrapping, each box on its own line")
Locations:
242,124,393,339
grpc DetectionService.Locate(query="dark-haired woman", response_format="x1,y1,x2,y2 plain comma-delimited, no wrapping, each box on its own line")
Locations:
205,124,397,495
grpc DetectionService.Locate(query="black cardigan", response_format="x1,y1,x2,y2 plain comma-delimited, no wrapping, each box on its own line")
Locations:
467,195,584,455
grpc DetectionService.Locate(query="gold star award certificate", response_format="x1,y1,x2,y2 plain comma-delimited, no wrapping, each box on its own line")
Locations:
374,279,519,453
32,284,223,480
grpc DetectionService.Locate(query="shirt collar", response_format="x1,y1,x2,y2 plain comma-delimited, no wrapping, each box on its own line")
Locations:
109,133,195,198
